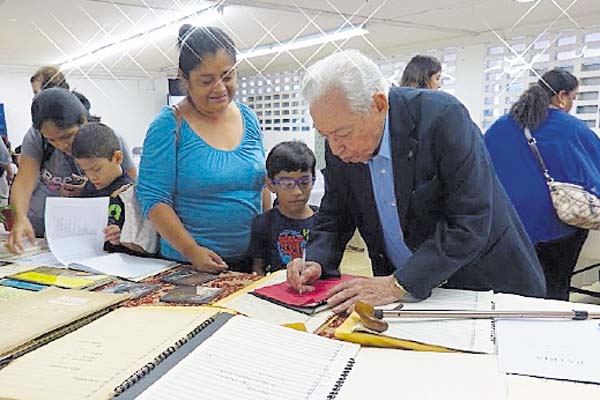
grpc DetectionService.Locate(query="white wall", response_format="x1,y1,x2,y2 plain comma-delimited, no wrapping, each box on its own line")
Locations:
0,70,168,149
454,44,486,129
262,130,314,154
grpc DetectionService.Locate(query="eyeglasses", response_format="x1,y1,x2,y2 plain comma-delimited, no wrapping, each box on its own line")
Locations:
271,176,316,190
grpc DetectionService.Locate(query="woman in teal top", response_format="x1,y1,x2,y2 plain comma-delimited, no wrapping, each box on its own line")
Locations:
137,25,268,273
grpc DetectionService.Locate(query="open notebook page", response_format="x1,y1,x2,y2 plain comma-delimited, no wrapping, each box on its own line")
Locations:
0,306,220,400
0,287,128,360
45,197,175,280
136,315,359,400
45,197,108,265
355,288,495,353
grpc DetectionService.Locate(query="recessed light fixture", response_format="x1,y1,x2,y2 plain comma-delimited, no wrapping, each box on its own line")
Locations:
513,0,536,3
60,5,218,70
239,26,369,60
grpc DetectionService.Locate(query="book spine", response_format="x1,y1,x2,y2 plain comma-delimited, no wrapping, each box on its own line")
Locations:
113,314,219,396
327,358,356,400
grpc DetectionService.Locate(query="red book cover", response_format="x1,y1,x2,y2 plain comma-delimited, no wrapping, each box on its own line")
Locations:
252,275,358,307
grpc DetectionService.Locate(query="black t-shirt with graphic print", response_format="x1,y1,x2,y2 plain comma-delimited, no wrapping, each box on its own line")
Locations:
81,170,132,253
247,205,318,273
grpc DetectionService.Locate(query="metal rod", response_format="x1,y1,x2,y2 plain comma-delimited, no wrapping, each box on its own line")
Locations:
376,309,600,320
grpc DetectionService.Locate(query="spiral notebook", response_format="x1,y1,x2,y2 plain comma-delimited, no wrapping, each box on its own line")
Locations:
117,315,360,400
0,306,224,400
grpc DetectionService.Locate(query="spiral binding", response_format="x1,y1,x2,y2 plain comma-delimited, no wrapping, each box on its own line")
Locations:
327,358,356,400
113,313,219,396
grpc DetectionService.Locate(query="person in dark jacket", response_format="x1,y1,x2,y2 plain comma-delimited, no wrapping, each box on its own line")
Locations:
287,50,546,313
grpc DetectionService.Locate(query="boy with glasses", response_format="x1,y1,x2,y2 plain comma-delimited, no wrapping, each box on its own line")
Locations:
247,141,318,275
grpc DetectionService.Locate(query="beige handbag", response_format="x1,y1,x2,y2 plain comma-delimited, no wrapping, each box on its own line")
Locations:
524,127,600,230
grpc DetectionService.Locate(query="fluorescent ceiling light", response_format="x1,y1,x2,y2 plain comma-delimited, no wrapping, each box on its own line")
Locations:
513,0,536,3
239,26,369,60
60,5,219,70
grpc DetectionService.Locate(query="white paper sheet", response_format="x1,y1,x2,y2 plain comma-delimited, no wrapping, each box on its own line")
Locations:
12,251,63,267
336,348,507,400
45,197,108,265
44,197,174,280
360,288,495,353
497,319,600,384
74,253,175,281
136,316,359,400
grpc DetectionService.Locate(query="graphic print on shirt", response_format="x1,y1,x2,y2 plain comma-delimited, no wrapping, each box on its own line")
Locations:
40,168,81,191
276,228,310,265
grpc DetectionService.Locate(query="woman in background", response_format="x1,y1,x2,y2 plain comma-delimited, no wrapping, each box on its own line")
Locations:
484,68,600,300
7,88,136,252
400,55,442,90
30,65,69,95
136,25,269,273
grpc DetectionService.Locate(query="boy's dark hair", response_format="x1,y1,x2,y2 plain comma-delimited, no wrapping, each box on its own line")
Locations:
177,24,236,79
510,68,578,131
400,55,442,89
266,141,316,179
71,122,121,160
31,87,88,131
30,65,70,91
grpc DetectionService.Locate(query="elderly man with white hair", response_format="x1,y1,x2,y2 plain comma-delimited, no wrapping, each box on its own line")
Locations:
287,50,546,313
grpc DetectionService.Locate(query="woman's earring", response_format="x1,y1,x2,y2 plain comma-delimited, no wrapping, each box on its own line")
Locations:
559,101,566,108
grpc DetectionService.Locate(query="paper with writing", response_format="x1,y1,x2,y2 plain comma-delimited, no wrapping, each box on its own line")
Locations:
0,306,219,400
136,315,359,400
45,198,175,280
45,197,108,266
356,288,495,353
495,293,600,384
0,287,127,360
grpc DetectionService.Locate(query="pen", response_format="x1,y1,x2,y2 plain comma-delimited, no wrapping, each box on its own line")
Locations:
299,246,306,295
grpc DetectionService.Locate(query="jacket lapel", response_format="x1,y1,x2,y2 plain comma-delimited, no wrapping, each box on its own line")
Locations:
388,88,419,232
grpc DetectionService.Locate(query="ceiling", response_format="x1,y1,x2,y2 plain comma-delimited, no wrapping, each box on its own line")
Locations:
1,0,599,77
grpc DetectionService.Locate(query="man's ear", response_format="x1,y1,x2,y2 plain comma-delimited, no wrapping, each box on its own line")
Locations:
372,92,388,114
112,150,124,164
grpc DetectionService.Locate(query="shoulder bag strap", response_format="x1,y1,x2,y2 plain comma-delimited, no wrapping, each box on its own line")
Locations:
523,127,554,183
171,104,183,195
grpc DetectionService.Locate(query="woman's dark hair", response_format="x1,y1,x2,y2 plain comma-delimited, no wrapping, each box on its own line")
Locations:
266,141,316,179
177,24,236,78
30,66,69,91
400,55,442,88
510,68,578,131
31,88,88,131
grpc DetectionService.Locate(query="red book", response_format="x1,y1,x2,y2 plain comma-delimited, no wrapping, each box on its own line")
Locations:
251,275,358,313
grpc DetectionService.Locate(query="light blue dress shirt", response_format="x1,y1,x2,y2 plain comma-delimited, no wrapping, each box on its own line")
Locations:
367,115,412,270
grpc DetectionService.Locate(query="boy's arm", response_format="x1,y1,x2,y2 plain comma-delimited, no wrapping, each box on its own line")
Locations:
247,214,270,274
252,258,267,275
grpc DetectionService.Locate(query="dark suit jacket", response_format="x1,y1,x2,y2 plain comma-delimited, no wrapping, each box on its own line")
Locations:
307,87,546,299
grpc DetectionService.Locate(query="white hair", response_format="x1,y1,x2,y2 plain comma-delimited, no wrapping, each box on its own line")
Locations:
302,49,389,114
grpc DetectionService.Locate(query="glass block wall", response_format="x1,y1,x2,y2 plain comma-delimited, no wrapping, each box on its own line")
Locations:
236,47,458,169
482,28,600,135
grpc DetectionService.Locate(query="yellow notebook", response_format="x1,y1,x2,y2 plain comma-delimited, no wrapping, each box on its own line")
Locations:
10,267,114,289
9,266,113,290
